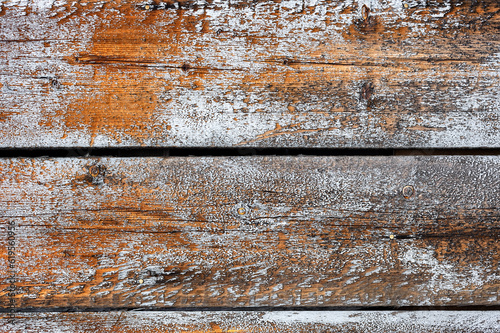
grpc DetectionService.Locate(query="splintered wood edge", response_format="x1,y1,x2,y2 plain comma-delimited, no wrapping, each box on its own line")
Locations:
1,311,500,332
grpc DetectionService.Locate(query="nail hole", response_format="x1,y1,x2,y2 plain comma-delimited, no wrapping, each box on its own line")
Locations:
283,58,289,65
402,185,414,199
89,165,105,178
51,78,61,89
237,207,246,215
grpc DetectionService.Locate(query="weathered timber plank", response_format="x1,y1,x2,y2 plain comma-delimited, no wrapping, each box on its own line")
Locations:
1,156,499,309
1,311,500,333
0,0,499,148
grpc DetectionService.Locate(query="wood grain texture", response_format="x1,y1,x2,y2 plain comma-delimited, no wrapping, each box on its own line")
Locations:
1,156,500,309
0,0,499,148
1,311,500,332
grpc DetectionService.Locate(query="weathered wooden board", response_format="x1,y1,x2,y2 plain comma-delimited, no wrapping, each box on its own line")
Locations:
2,311,500,332
0,0,499,148
1,156,499,309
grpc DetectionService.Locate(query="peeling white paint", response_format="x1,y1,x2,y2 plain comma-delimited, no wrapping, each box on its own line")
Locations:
1,156,499,308
0,0,498,148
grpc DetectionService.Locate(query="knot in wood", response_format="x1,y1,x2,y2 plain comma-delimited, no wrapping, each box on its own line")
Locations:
360,82,374,101
361,5,370,22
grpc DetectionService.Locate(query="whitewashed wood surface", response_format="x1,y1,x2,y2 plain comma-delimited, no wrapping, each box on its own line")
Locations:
0,0,498,148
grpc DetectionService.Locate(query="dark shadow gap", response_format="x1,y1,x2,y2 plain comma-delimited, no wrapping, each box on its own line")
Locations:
1,147,500,158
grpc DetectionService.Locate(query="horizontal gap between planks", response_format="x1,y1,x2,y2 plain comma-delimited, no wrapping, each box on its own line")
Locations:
3,306,500,314
1,147,500,158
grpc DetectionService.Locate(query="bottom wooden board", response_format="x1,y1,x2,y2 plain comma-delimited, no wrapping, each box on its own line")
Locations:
1,311,500,333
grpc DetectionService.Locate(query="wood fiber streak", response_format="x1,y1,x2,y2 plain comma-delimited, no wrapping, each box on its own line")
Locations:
0,0,499,148
1,156,499,309
1,311,500,333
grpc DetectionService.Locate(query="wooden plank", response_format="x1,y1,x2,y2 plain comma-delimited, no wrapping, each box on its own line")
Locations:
1,156,499,309
1,311,500,332
0,0,499,148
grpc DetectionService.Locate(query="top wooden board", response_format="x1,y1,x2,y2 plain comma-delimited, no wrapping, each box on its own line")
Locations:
0,0,499,148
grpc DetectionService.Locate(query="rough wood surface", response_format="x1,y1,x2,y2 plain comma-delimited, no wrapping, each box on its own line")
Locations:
1,156,499,309
1,311,500,332
0,0,499,148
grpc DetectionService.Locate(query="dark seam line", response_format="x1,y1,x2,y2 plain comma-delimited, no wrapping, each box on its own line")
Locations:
1,147,500,158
